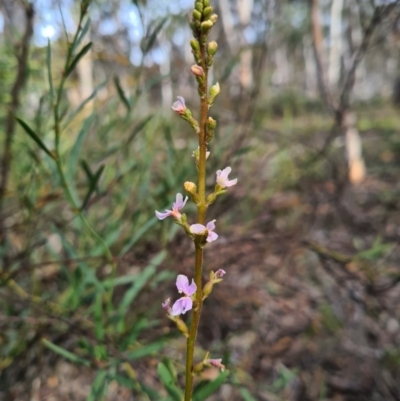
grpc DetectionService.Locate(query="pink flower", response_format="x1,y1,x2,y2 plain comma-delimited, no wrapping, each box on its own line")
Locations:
215,269,226,279
172,96,186,115
171,274,197,316
190,220,218,243
155,193,188,221
205,358,225,371
216,167,237,188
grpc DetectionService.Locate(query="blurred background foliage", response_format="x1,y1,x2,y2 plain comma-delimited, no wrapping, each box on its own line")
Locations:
1,0,400,400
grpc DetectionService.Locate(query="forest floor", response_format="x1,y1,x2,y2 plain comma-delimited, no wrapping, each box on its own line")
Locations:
6,112,400,401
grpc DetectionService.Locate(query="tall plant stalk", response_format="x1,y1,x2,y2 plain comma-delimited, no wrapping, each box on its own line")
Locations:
156,1,236,399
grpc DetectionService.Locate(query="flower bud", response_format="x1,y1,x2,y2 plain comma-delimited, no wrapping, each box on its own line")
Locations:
162,298,172,314
208,82,220,106
205,358,225,371
190,39,200,53
206,192,217,205
203,0,210,6
201,20,213,33
191,65,205,77
193,9,202,21
175,317,189,338
215,269,226,279
202,281,213,299
195,1,203,12
207,117,217,130
184,181,197,195
209,14,218,24
172,96,186,115
203,6,213,19
207,41,218,56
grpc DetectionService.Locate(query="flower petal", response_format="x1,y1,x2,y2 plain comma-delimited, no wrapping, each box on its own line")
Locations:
173,193,188,210
171,297,193,316
186,279,197,296
207,231,219,242
206,219,216,231
190,223,207,235
155,210,172,220
225,178,238,187
176,274,190,293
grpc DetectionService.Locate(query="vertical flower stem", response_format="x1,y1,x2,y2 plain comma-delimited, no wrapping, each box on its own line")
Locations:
184,43,209,401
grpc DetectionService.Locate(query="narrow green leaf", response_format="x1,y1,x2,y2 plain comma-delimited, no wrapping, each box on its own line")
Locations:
65,42,92,77
63,79,107,128
75,17,91,51
142,17,168,54
80,159,95,181
81,164,105,210
87,369,109,401
239,387,257,401
113,76,131,112
68,115,95,179
126,340,167,360
42,339,90,366
17,117,55,159
119,216,158,256
193,371,230,401
117,251,166,331
157,362,183,401
46,40,54,103
126,115,154,145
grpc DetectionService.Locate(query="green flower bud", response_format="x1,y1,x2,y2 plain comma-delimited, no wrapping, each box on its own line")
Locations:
175,318,189,338
195,1,203,12
193,9,202,21
203,6,213,19
208,82,220,106
201,20,213,33
190,39,200,52
203,0,210,6
208,41,218,56
202,281,213,299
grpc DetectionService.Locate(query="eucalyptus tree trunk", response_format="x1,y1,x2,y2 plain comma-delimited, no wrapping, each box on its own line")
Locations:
237,0,254,89
328,0,344,86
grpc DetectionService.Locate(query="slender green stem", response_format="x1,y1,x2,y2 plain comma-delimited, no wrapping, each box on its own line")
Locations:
184,39,209,401
51,6,115,270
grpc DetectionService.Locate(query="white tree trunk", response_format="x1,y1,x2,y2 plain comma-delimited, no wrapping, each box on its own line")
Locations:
237,0,254,88
328,0,344,86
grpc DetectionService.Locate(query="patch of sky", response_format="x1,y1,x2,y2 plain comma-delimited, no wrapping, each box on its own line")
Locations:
172,27,186,47
244,26,257,44
130,46,143,66
98,18,118,36
0,12,4,34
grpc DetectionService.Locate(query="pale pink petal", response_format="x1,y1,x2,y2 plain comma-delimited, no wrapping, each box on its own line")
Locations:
216,167,237,188
172,96,186,114
176,274,189,293
206,358,225,371
155,210,172,220
207,231,218,242
206,219,216,231
171,297,193,316
190,224,207,235
173,193,188,210
215,269,226,278
186,279,197,296
225,178,238,187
